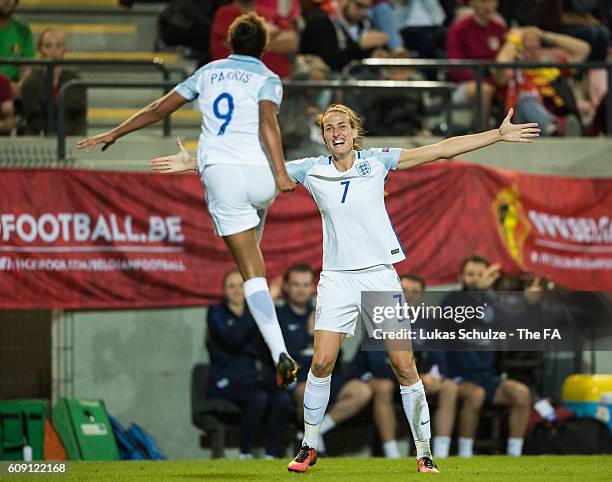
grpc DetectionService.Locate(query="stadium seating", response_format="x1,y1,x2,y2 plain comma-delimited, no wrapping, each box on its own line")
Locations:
16,0,196,136
190,363,243,459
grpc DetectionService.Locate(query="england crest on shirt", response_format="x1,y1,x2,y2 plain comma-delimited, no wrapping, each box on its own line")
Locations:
356,160,371,176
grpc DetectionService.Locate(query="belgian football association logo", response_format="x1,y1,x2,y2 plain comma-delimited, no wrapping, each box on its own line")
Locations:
492,186,532,266
356,160,371,177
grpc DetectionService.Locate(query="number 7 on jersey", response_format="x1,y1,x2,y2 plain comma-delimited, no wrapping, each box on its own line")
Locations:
340,180,351,204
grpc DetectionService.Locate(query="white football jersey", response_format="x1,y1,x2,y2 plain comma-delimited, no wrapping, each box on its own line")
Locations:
174,54,283,171
286,148,406,271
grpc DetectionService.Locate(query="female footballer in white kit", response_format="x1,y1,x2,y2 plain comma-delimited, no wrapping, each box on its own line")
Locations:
151,104,539,473
77,13,299,388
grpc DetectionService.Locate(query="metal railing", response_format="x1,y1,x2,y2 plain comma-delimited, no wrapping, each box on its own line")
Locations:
57,78,456,160
343,59,612,134
0,58,172,133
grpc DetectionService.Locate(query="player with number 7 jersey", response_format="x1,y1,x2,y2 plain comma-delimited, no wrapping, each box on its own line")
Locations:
78,13,299,389
151,102,539,473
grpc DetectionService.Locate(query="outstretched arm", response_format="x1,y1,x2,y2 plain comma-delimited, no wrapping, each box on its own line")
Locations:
397,109,540,169
150,138,196,173
78,91,187,152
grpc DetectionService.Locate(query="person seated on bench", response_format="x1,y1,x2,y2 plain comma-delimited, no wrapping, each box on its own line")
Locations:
206,268,292,459
434,255,532,457
269,263,373,454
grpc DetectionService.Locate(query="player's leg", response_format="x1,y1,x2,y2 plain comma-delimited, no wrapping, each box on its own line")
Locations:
386,351,432,449
422,374,458,458
288,329,344,472
368,266,437,472
369,378,401,458
303,330,345,444
457,381,486,457
203,164,294,383
223,229,296,386
492,379,531,456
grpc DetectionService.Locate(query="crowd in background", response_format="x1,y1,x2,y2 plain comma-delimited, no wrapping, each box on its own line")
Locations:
204,254,561,459
155,0,611,140
0,0,86,136
1,0,610,139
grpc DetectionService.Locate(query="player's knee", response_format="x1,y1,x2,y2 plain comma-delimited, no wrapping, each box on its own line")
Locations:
389,359,417,385
352,380,374,405
510,381,531,407
464,385,486,409
311,356,335,378
440,379,459,404
373,378,396,400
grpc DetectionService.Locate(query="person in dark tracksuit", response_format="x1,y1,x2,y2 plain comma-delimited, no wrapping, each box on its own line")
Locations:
434,255,531,458
206,268,292,459
271,263,372,454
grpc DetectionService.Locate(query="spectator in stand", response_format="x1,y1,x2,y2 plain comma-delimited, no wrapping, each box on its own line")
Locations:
300,0,390,72
0,0,33,98
434,255,532,457
278,54,330,158
400,273,459,459
210,0,299,78
21,28,86,135
535,0,609,122
0,72,14,134
360,50,430,136
206,268,292,459
257,0,302,27
392,0,448,78
368,0,407,52
446,0,507,129
272,263,373,455
494,26,590,136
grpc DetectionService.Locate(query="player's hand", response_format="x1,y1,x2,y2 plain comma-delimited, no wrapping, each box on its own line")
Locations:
150,138,195,173
476,262,502,290
276,173,296,192
77,131,117,152
359,30,389,50
498,109,540,143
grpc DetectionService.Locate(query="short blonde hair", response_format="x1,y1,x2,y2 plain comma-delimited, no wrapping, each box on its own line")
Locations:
37,27,66,52
318,104,365,150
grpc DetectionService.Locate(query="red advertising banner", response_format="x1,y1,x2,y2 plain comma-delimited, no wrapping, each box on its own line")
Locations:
0,164,610,309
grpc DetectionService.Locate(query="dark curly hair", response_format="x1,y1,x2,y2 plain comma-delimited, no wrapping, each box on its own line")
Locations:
228,12,269,58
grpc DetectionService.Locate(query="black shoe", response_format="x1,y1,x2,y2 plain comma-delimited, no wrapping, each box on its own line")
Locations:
276,352,298,388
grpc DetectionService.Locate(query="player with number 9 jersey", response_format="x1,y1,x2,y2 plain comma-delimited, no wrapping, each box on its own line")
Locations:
78,13,299,390
174,54,283,171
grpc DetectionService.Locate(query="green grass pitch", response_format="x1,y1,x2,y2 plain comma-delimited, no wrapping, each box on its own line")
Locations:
4,456,612,481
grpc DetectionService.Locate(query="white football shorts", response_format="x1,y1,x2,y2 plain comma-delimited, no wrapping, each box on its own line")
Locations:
201,164,277,238
314,264,403,336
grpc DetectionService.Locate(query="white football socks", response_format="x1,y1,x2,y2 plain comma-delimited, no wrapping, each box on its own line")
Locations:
400,380,432,459
383,439,401,458
243,277,287,364
302,370,332,450
433,435,451,458
458,437,474,457
507,437,524,456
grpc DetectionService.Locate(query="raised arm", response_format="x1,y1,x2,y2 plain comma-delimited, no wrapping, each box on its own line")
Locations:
78,90,187,152
397,109,540,169
259,100,295,192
